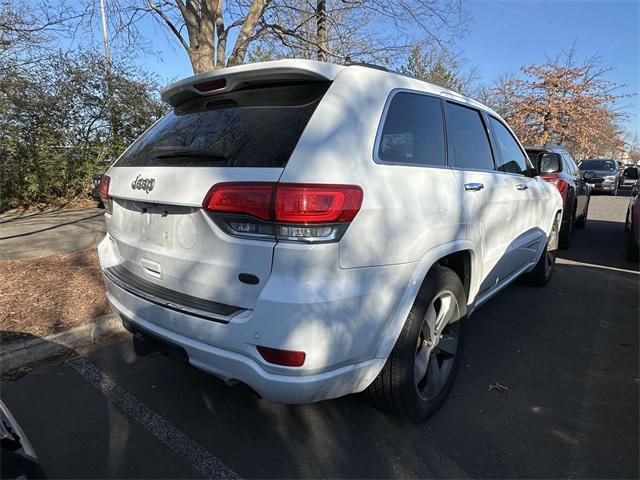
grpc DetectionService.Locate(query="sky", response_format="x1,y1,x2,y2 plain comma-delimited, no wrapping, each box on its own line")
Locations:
96,0,639,137
463,0,639,137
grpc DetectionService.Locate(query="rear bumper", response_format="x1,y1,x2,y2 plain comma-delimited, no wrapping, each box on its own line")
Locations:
98,235,412,403
105,277,384,403
587,180,616,191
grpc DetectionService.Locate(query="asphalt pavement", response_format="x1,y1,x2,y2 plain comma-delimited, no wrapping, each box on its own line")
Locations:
0,207,106,260
1,190,638,479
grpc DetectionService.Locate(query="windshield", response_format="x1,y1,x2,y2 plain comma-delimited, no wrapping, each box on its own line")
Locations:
115,82,330,168
579,160,616,171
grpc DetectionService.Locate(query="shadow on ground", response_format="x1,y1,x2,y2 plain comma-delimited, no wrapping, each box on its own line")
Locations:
1,259,637,479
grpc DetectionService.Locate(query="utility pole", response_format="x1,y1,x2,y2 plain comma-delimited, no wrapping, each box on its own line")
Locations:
99,0,111,72
99,0,114,153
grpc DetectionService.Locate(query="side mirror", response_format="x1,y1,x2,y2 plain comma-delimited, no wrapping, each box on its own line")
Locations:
538,153,561,174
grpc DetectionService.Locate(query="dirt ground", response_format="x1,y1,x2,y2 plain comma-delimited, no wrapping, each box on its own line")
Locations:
1,197,97,217
0,249,110,343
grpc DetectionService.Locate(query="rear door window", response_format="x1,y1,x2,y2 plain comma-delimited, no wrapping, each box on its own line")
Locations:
377,92,445,166
115,82,330,168
445,102,495,170
488,117,528,175
562,154,575,175
565,153,580,175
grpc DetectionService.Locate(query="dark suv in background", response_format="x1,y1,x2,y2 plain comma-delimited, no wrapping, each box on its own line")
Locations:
578,158,622,195
526,145,589,249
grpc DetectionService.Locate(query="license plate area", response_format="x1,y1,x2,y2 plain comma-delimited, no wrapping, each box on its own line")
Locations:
115,199,196,248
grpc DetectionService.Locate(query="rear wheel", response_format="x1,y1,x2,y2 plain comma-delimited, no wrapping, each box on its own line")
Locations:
627,232,639,262
525,216,558,286
575,201,588,229
558,210,573,249
525,243,556,286
364,266,466,422
627,212,639,262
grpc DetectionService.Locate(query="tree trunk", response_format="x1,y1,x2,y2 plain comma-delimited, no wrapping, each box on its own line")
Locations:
227,0,269,67
214,0,226,68
316,0,327,61
189,43,215,74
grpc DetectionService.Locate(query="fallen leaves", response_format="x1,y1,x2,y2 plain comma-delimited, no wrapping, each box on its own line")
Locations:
0,249,110,342
488,382,510,393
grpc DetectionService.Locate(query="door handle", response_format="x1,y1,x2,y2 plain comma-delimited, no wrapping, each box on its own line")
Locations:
464,183,484,192
516,183,528,191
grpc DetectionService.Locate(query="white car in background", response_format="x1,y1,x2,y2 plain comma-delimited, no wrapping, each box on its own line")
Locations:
97,60,562,422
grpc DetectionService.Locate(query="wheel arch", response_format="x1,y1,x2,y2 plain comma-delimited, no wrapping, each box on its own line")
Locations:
373,241,477,362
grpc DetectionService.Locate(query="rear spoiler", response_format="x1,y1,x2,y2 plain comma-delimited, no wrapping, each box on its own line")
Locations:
161,59,344,107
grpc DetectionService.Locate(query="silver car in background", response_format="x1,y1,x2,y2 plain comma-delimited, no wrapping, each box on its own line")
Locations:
578,159,622,195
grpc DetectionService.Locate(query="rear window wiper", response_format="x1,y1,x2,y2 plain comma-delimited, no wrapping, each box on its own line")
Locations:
150,147,227,163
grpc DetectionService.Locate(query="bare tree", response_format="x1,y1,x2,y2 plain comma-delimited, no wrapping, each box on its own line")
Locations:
399,44,476,94
130,0,269,73
251,0,467,65
316,0,327,61
96,0,466,74
627,133,640,165
0,0,81,73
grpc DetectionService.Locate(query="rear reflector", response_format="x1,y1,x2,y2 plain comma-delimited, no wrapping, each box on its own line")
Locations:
257,346,306,367
194,78,227,92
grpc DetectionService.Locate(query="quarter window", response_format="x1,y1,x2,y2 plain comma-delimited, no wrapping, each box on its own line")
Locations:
563,153,579,175
445,102,494,170
377,93,445,166
489,117,528,175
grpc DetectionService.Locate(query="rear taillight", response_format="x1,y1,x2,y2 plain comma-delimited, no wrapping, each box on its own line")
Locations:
98,175,112,214
542,174,569,199
257,346,306,367
203,183,274,221
274,185,362,223
203,183,363,243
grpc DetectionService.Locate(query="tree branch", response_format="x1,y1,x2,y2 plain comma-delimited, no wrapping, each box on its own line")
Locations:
145,0,188,51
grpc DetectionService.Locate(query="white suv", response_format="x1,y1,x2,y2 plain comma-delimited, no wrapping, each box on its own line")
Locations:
97,60,562,421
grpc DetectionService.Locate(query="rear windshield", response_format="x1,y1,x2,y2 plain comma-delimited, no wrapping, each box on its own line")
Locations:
115,82,330,168
578,160,616,171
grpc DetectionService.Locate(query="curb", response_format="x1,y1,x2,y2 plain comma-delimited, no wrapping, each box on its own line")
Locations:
1,313,124,373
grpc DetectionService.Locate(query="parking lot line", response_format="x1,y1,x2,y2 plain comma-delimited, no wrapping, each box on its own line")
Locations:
69,357,239,479
557,257,639,276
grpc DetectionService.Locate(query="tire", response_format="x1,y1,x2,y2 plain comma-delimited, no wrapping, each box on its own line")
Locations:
575,201,588,229
627,223,639,262
558,210,573,249
525,237,557,288
363,266,467,422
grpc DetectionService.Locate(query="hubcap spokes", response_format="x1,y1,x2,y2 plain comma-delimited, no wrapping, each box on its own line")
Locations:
414,291,461,400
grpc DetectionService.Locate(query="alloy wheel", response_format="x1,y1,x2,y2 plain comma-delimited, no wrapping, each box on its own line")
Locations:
414,290,461,401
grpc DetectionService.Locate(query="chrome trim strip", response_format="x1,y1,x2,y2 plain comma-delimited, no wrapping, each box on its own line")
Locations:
103,266,244,323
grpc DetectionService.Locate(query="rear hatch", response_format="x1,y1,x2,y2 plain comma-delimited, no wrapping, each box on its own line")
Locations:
104,80,330,311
